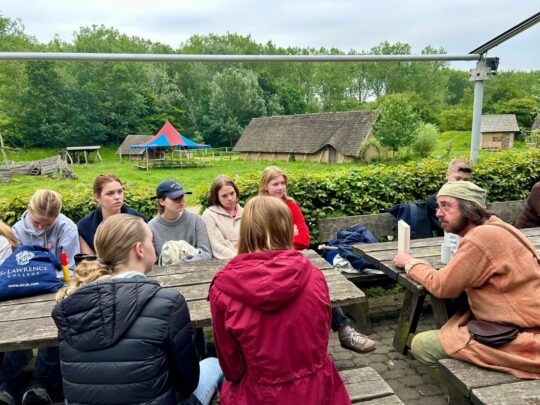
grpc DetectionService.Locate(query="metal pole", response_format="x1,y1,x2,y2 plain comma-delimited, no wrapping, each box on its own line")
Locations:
470,59,491,165
0,52,481,63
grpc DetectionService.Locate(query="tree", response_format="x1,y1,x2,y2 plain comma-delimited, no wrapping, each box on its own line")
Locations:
493,97,538,129
412,123,440,157
373,94,420,157
205,68,266,146
438,106,472,131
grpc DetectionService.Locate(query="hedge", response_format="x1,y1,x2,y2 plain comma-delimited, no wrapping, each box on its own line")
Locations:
1,149,539,245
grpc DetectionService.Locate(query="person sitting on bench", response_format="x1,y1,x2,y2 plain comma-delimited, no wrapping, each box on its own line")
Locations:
393,181,540,383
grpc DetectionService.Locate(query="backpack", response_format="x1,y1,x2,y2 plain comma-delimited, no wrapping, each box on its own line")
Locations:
159,240,201,266
0,245,63,301
388,201,435,239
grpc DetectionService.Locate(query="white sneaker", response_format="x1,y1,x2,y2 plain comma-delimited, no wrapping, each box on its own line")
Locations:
340,330,377,354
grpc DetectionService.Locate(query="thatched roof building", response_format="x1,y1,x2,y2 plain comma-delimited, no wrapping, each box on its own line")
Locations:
117,135,156,159
480,114,519,150
233,110,380,163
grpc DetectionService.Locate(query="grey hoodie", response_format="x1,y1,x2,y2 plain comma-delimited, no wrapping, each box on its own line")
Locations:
13,211,80,270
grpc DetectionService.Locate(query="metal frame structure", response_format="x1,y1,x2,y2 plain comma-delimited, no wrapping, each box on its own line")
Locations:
0,12,538,164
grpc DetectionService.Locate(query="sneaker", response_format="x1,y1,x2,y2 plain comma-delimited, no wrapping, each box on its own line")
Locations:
339,330,377,354
0,390,15,405
21,387,52,405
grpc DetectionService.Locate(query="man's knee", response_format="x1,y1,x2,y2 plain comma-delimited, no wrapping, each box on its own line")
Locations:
411,330,447,368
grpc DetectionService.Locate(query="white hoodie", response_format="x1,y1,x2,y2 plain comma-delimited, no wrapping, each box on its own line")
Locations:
13,211,80,270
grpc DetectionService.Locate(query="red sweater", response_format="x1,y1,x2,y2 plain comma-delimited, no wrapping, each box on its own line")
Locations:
286,200,311,249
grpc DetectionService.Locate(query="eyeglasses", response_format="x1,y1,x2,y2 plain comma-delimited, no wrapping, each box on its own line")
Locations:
437,203,456,213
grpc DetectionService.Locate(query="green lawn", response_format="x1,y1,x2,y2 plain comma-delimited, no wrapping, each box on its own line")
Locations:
1,133,527,203
1,147,359,204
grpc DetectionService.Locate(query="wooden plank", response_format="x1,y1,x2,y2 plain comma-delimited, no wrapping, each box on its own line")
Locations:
439,359,519,399
488,200,526,225
471,380,540,405
339,367,395,403
0,317,58,352
319,213,396,242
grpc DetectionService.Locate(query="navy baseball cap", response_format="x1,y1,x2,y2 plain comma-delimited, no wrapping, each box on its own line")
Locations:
153,180,192,199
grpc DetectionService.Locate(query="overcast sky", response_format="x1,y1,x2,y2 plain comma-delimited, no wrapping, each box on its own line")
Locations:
2,1,539,71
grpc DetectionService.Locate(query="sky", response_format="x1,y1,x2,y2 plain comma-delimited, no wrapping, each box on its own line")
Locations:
2,0,539,71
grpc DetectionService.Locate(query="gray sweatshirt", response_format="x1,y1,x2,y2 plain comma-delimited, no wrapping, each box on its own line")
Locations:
148,210,212,263
13,211,80,270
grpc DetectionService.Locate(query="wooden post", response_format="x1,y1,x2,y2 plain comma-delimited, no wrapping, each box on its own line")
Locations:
0,132,8,168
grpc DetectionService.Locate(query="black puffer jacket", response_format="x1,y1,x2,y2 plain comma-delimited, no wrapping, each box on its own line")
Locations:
52,278,200,405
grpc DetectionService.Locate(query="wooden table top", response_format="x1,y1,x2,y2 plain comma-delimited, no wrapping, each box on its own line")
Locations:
353,227,540,294
0,250,364,352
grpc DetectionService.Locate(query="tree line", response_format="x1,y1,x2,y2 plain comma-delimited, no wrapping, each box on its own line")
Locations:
0,15,539,149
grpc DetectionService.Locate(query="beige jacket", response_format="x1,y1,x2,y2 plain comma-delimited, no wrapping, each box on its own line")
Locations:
202,205,243,260
409,216,540,378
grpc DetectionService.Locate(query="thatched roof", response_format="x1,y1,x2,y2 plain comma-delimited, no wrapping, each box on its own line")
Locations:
234,110,379,157
117,135,152,155
481,114,519,133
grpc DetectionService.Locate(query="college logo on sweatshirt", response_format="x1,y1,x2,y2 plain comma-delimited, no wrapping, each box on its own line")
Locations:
16,250,35,266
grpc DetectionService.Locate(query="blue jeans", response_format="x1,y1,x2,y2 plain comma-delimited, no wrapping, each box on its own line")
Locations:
331,307,351,332
191,357,223,405
0,347,60,396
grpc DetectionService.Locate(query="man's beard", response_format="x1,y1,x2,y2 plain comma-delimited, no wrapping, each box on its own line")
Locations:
442,215,468,234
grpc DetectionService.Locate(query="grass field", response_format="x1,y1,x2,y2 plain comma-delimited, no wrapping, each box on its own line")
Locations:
1,132,526,202
1,146,360,203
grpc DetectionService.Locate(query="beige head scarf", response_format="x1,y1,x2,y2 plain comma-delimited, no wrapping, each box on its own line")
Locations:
436,181,487,208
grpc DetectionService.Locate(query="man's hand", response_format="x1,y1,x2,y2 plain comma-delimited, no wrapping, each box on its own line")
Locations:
393,251,414,268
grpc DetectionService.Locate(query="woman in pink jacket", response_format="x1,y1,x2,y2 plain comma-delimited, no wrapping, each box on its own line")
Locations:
209,196,350,405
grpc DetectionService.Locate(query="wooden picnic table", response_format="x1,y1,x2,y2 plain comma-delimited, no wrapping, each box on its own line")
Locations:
353,227,540,354
0,250,366,352
63,146,102,164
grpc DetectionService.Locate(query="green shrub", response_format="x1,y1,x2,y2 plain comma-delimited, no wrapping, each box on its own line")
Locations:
438,106,472,131
412,123,440,157
2,149,539,246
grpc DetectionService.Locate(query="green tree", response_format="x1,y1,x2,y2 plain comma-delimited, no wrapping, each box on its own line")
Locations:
493,97,538,129
373,94,421,157
412,123,440,157
205,67,266,146
438,106,472,131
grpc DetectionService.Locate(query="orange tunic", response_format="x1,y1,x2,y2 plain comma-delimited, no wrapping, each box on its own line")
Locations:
409,216,540,378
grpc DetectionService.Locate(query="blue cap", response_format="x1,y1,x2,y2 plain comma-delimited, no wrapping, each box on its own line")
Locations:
154,180,192,199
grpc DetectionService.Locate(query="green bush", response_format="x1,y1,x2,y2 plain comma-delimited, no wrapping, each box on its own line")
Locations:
412,123,440,157
438,106,472,131
2,149,539,245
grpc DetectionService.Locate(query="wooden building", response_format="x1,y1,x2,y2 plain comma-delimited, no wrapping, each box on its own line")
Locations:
117,135,161,160
233,111,381,163
480,114,519,150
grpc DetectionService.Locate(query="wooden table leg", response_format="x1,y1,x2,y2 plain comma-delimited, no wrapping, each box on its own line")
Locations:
430,296,450,328
393,290,426,354
343,301,372,335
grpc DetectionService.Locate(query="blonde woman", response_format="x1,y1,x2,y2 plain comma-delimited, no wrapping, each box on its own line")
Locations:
0,220,17,264
209,196,351,405
52,214,222,405
1,190,79,405
259,166,310,250
77,174,146,255
202,175,243,259
13,189,79,270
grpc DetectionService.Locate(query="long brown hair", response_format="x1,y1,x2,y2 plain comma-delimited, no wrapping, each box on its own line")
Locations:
207,175,240,207
93,173,122,196
56,214,147,301
237,196,293,254
258,166,293,202
0,220,17,250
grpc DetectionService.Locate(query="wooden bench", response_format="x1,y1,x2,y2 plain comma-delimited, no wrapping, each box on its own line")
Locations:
318,200,526,286
339,367,404,404
439,358,540,404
